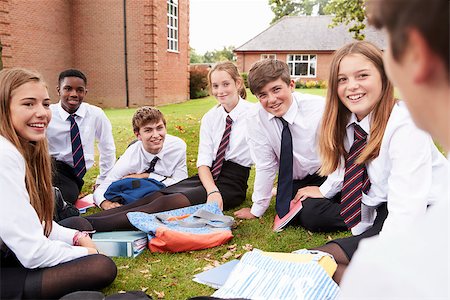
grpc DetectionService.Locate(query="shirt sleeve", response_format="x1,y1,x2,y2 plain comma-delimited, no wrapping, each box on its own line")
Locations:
247,117,278,217
196,112,216,168
380,124,434,236
0,147,87,269
319,160,344,198
95,110,116,184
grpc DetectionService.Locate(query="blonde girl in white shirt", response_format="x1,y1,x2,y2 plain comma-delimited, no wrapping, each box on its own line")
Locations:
85,62,254,232
0,68,116,299
295,41,448,283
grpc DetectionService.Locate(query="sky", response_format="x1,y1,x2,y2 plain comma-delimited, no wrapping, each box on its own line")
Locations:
189,0,274,54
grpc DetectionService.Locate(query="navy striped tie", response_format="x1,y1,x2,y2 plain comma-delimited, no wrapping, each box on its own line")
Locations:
68,114,86,180
340,123,371,229
145,156,159,173
275,117,293,218
211,115,233,180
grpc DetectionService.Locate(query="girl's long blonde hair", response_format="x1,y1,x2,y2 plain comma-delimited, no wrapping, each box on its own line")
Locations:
319,41,396,175
207,61,247,99
0,68,54,236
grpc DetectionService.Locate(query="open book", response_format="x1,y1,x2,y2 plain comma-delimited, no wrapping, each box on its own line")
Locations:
273,199,303,232
92,231,148,258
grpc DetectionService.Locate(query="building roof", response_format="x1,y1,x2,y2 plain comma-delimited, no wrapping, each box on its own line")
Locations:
235,15,386,52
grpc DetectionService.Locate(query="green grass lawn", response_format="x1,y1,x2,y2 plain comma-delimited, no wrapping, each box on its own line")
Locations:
83,88,350,298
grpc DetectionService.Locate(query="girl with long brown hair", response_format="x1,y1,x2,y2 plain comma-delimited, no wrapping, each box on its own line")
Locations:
295,41,448,283
0,68,116,299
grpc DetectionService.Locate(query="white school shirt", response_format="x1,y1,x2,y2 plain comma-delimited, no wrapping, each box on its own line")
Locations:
248,92,325,217
320,101,449,236
0,136,88,269
338,154,450,299
47,102,116,184
93,134,188,206
196,98,254,169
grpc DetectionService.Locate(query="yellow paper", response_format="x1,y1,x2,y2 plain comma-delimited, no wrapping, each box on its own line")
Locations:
260,250,337,278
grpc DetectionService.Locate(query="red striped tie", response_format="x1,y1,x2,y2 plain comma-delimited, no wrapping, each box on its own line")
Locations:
68,114,86,180
210,115,233,180
340,123,371,229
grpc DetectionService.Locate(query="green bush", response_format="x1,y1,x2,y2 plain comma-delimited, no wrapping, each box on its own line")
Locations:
318,80,328,89
189,67,209,99
305,80,318,88
241,72,249,88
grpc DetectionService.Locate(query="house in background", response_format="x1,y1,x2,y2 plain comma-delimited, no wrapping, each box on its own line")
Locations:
0,0,189,108
234,15,386,83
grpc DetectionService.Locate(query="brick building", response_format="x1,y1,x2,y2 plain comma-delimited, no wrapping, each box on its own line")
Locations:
234,16,385,84
0,0,190,108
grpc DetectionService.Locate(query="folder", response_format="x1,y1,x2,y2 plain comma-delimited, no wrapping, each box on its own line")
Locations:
193,259,239,289
92,231,148,258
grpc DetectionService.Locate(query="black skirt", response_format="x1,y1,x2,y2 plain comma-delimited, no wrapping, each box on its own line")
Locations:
1,249,29,299
329,203,389,260
160,160,250,210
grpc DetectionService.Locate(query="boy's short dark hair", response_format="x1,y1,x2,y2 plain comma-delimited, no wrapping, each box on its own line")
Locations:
58,69,87,86
367,0,449,72
132,106,166,133
248,59,291,95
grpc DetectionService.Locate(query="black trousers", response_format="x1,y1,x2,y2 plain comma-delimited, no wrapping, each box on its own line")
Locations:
53,160,84,204
289,173,348,232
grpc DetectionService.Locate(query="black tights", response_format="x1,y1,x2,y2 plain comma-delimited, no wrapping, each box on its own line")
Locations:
22,217,117,299
85,192,191,232
311,242,349,284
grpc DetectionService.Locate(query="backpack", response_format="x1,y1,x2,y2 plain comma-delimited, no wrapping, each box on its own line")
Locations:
53,187,80,222
104,178,166,205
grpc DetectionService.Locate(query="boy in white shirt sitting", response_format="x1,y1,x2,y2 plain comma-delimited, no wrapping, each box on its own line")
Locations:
93,106,188,210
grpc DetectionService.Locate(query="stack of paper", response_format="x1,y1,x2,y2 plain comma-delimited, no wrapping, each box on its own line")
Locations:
92,231,148,258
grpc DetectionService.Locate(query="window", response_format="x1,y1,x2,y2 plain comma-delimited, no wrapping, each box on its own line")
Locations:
167,0,178,52
287,54,317,77
261,54,276,60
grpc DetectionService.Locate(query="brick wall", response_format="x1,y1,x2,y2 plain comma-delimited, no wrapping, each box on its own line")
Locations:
236,51,334,83
1,0,190,108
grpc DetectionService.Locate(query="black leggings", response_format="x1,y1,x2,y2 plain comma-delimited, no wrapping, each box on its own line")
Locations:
1,217,117,299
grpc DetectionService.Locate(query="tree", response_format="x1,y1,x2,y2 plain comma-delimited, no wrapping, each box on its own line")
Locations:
203,46,235,63
190,47,204,64
269,0,330,24
324,0,366,40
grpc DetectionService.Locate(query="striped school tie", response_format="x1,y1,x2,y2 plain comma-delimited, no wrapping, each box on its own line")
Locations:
340,123,371,229
210,115,233,180
145,156,159,173
68,114,86,180
275,117,293,219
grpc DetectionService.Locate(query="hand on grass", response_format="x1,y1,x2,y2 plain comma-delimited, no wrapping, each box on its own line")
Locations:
293,186,323,203
234,207,256,219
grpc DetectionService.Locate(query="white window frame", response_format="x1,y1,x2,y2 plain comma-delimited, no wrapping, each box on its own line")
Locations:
261,54,277,60
167,0,178,52
287,54,317,78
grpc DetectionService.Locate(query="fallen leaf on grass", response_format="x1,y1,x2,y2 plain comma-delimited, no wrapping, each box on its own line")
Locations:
203,264,214,271
118,265,129,270
150,260,161,263
153,290,165,299
327,235,333,241
141,287,148,292
221,251,233,260
174,125,185,133
227,244,237,251
140,269,150,274
242,244,253,251
234,253,243,259
307,230,313,236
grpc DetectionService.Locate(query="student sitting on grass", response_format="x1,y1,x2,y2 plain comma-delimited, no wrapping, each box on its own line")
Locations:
85,61,254,232
0,68,116,299
93,106,188,210
234,59,349,233
47,69,116,204
339,0,449,297
298,41,448,284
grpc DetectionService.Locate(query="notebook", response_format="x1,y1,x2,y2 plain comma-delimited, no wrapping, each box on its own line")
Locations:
92,231,148,258
75,194,95,213
273,199,303,232
193,259,239,289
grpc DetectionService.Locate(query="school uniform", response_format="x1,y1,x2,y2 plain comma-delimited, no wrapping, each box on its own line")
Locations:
0,136,88,298
323,101,448,259
47,101,116,204
338,154,450,299
161,98,254,210
93,135,188,207
247,92,346,229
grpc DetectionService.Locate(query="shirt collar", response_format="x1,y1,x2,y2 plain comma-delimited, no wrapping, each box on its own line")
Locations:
57,101,86,120
346,112,372,136
267,92,298,125
140,140,165,161
219,97,244,122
